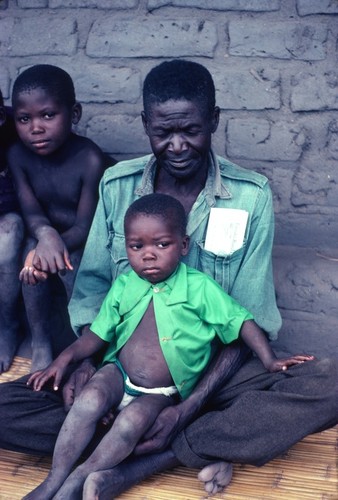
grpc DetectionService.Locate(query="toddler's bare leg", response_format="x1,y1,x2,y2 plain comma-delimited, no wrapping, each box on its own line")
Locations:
54,393,174,500
23,364,123,500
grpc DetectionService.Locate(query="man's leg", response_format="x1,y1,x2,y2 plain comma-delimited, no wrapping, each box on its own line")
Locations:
82,356,338,499
0,212,24,373
172,356,338,467
0,375,66,455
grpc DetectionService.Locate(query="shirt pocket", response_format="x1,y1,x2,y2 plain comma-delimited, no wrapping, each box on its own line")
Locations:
195,240,247,293
107,231,130,280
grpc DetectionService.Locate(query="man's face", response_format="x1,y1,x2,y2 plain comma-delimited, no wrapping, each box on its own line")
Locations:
142,99,219,181
14,88,80,156
125,213,189,284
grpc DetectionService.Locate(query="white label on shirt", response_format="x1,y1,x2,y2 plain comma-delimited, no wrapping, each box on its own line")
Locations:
205,208,248,256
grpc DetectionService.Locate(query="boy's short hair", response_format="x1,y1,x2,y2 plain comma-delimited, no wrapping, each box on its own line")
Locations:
143,59,216,118
124,193,187,236
12,64,76,108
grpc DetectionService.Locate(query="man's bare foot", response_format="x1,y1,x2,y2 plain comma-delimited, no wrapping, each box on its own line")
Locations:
30,343,53,372
197,461,233,495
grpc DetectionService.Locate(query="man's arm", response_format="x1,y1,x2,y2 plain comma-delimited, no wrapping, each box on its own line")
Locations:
230,182,282,339
134,340,250,455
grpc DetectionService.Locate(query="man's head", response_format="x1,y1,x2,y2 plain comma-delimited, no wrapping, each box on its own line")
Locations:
12,65,82,156
124,193,189,284
141,60,219,183
143,59,216,120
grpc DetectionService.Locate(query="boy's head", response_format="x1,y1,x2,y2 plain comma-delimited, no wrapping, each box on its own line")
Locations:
124,193,189,284
12,65,81,156
143,59,216,120
12,65,76,109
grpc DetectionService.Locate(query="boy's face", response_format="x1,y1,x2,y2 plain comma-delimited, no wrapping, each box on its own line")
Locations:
13,88,81,156
142,99,219,181
125,213,189,284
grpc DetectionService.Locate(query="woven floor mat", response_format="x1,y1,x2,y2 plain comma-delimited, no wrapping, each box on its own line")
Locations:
0,357,337,499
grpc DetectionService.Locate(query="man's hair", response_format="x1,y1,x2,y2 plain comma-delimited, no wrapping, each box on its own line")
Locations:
143,59,216,118
0,89,3,107
124,193,187,236
12,64,76,108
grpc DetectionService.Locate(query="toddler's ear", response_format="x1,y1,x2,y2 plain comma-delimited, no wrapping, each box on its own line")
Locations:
71,102,82,125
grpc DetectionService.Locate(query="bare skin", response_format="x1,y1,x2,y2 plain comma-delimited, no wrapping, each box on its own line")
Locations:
24,300,177,500
8,88,107,370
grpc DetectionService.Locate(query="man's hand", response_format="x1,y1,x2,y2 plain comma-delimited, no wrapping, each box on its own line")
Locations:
62,358,96,412
134,404,183,455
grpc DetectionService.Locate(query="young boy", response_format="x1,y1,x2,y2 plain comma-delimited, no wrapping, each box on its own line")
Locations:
25,193,313,500
0,88,25,373
8,64,113,372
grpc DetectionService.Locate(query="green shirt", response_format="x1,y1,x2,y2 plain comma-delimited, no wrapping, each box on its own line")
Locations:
90,263,253,400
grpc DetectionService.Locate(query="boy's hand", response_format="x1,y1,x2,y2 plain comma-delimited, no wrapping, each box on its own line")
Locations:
20,249,48,285
33,233,73,274
266,354,315,373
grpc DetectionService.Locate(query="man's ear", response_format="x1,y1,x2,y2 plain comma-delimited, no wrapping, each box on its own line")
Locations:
141,111,149,136
71,102,82,125
210,106,220,134
181,235,190,256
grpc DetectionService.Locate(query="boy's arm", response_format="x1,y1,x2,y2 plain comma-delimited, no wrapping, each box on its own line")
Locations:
8,145,69,273
59,148,106,252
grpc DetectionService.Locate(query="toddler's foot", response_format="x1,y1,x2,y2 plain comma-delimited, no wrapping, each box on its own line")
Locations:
197,461,233,495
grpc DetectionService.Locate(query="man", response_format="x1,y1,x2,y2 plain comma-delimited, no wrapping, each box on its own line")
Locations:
0,60,337,499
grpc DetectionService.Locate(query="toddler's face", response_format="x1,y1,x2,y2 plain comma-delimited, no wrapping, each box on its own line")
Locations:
125,214,189,284
13,88,74,156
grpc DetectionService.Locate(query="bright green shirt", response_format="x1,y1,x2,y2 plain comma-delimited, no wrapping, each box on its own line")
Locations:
90,263,253,400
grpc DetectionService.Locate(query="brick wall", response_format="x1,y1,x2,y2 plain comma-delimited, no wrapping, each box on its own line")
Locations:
1,0,338,354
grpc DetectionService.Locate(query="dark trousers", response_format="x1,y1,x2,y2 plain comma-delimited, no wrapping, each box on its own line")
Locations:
0,356,337,467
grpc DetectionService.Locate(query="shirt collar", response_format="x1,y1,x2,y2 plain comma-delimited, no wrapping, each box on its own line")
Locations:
135,151,232,202
119,263,188,315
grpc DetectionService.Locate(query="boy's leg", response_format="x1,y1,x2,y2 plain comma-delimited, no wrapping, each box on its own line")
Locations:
23,363,124,500
0,212,24,372
54,392,175,500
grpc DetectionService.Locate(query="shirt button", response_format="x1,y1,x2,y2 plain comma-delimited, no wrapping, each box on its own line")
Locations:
153,287,160,293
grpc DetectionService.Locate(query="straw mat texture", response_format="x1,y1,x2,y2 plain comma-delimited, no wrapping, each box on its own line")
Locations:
0,357,337,499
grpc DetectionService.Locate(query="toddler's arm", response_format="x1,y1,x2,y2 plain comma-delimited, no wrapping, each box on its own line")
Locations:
240,320,314,372
27,329,107,391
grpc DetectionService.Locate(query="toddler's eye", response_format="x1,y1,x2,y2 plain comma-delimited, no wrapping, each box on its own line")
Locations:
158,242,169,248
